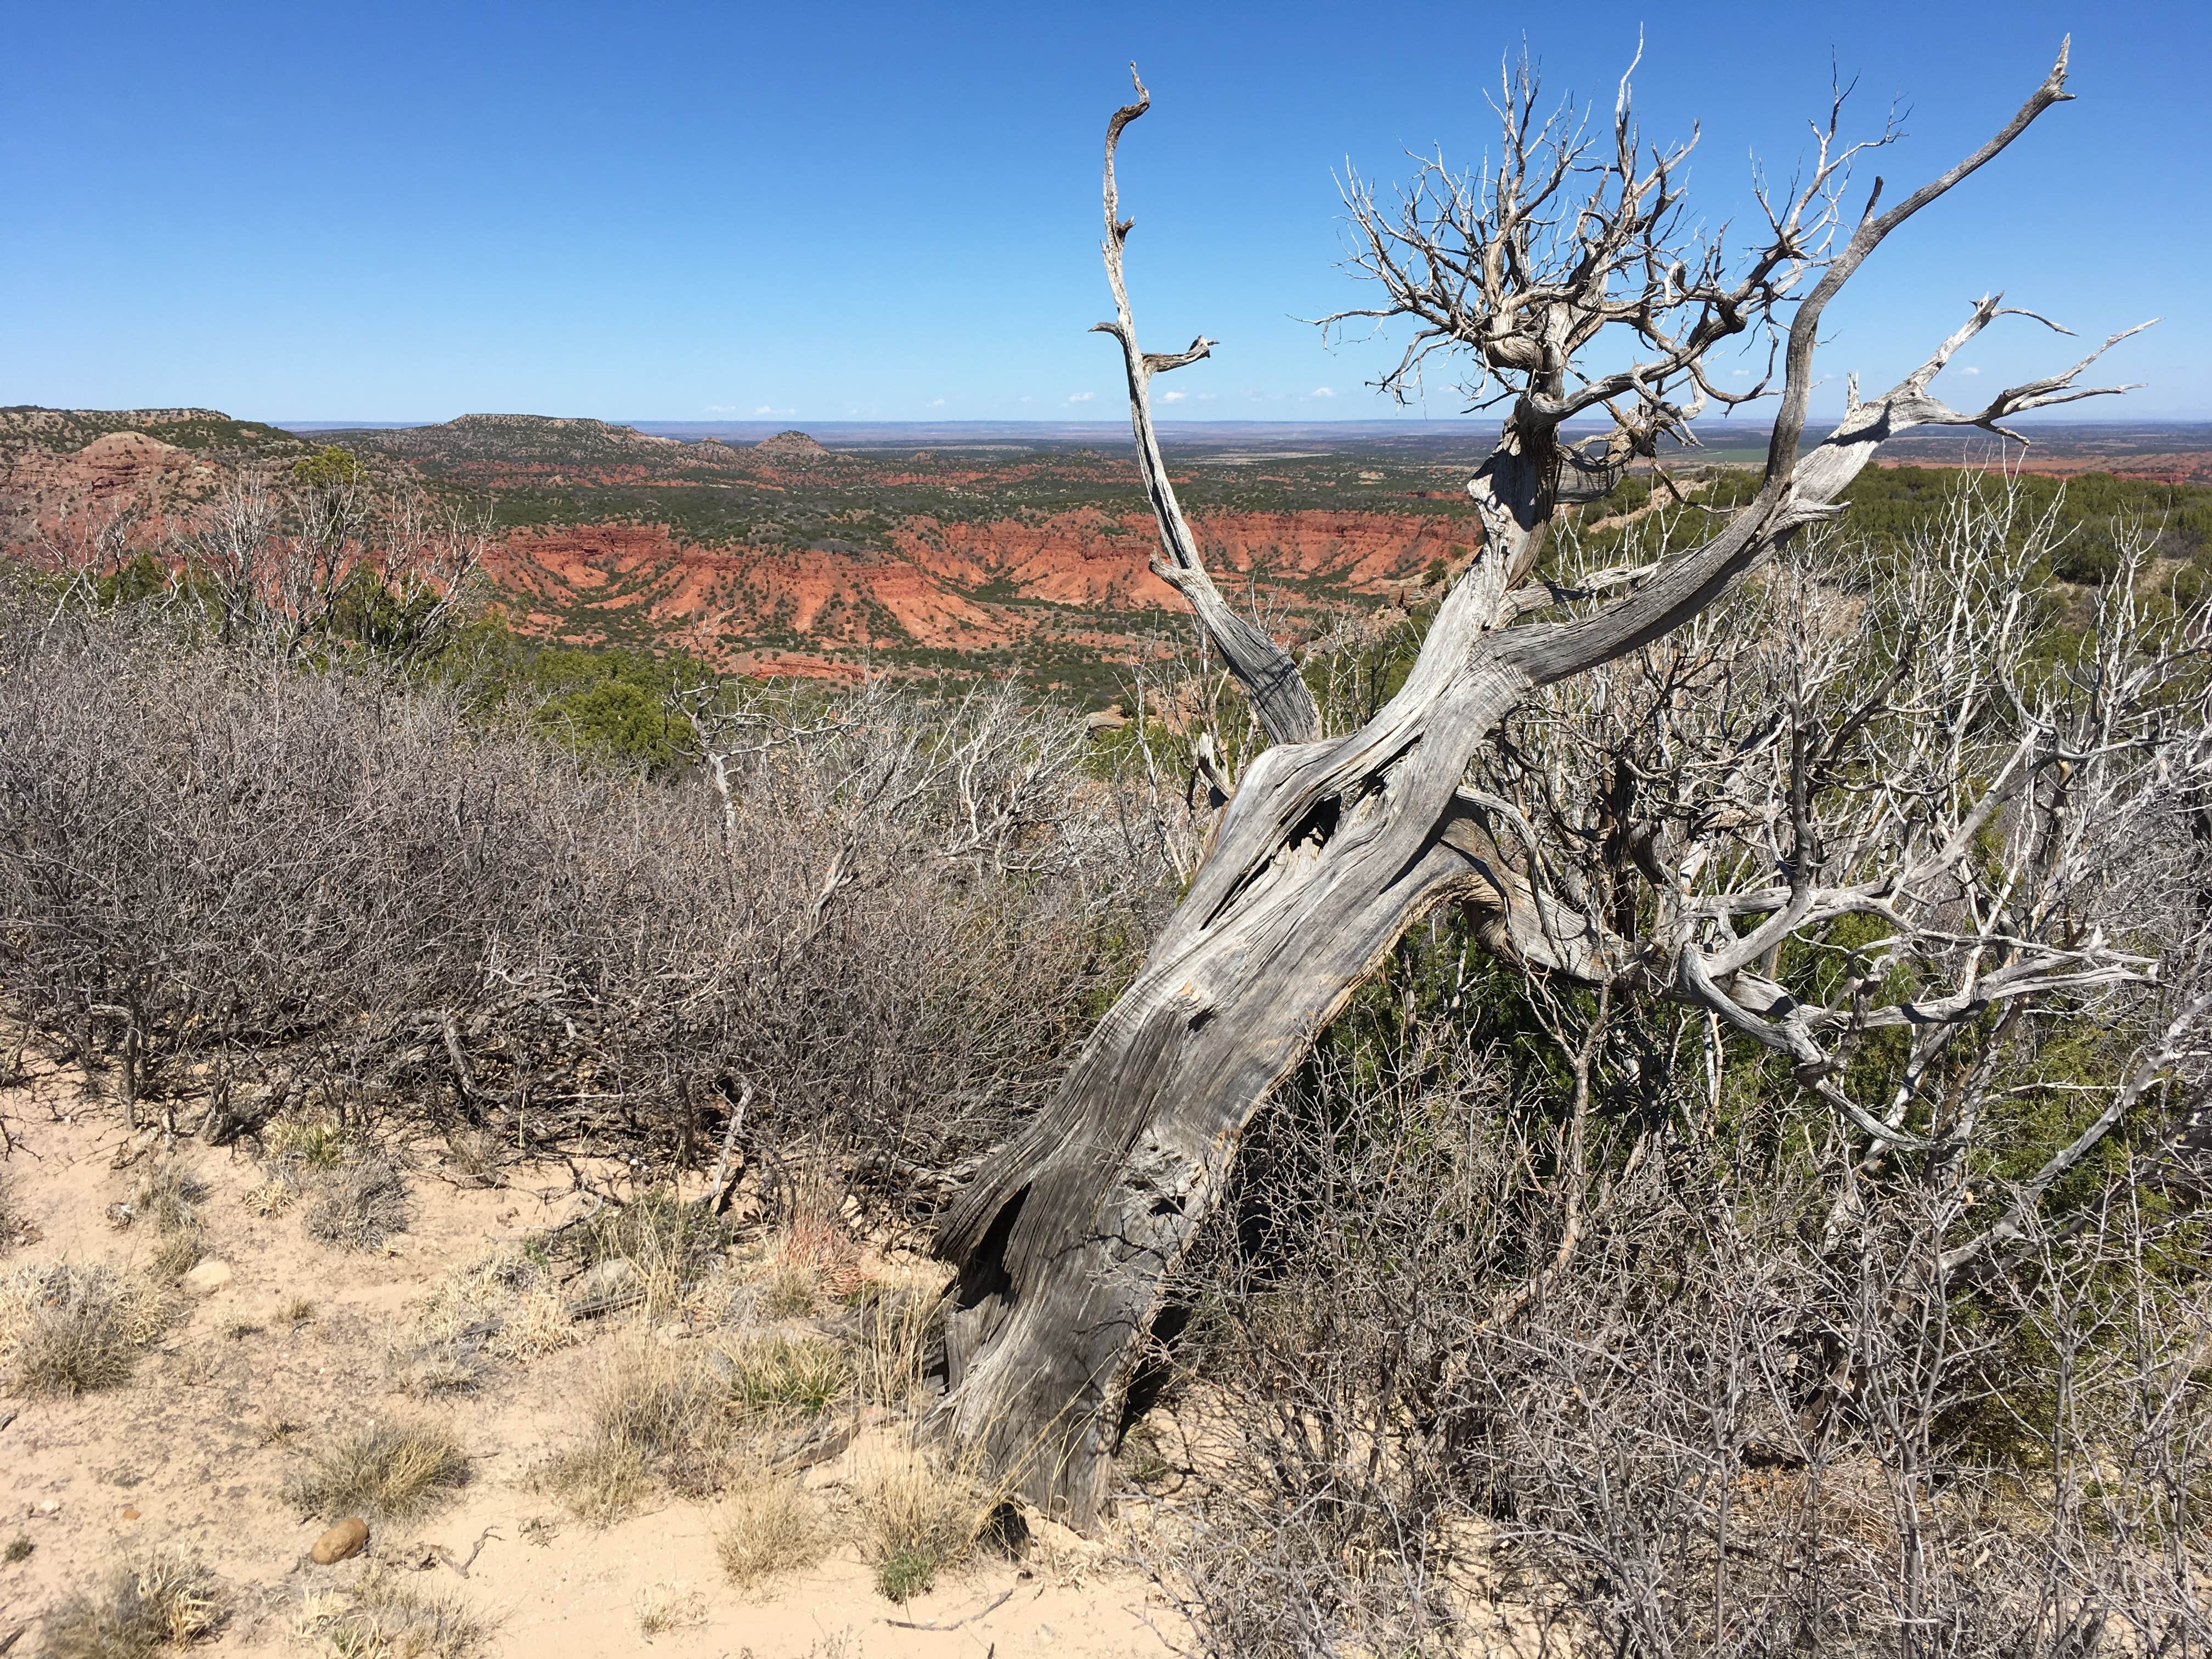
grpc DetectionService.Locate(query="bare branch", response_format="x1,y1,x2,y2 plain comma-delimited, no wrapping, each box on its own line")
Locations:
1094,66,1320,746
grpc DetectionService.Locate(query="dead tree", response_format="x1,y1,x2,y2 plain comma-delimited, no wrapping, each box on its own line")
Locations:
180,464,487,662
934,45,2151,1525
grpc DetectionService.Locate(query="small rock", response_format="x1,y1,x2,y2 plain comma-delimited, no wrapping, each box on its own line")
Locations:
120,1506,140,1521
311,1519,369,1565
573,1258,637,1304
182,1260,234,1295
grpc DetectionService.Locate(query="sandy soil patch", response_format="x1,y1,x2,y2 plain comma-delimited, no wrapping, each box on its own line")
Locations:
0,1055,1175,1657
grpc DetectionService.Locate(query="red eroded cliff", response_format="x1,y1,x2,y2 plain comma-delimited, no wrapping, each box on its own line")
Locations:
890,509,1470,606
483,507,1476,674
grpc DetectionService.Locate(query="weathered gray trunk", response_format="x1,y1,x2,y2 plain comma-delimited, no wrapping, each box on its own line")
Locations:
932,447,1556,1524
933,716,1527,1523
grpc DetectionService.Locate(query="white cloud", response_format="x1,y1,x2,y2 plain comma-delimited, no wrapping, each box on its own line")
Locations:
1161,390,1187,403
1018,394,1035,404
1309,386,1336,399
1959,366,1982,376
1068,391,1094,403
753,404,774,415
926,397,946,407
704,403,736,414
1197,392,1218,403
1731,370,1750,378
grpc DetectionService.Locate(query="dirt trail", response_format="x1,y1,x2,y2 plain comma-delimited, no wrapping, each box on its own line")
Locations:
0,1058,1175,1657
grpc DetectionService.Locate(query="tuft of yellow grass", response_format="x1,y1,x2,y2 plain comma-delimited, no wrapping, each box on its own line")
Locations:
536,1340,716,1525
714,1463,829,1595
392,1247,575,1396
631,1582,708,1638
854,1440,1023,1604
757,1257,820,1319
719,1333,853,1428
43,1551,225,1656
295,1569,494,1658
282,1419,471,1521
0,1262,172,1396
575,1189,730,1321
853,1282,945,1408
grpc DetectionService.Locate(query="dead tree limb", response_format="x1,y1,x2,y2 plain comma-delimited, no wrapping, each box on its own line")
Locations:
1091,67,1319,747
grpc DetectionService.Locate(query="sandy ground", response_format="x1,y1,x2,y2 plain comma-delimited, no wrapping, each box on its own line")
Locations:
0,1058,1178,1658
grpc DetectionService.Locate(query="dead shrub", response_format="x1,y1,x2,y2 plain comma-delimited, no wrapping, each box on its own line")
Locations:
0,603,1161,1233
42,1551,225,1656
283,1419,471,1521
1139,979,2212,1659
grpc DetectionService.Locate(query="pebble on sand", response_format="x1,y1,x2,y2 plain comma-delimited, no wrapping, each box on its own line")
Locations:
311,1519,369,1565
182,1259,234,1295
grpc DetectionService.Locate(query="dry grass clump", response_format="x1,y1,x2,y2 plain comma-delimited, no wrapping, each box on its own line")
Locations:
852,1282,944,1407
719,1333,853,1427
43,1551,225,1656
631,1582,708,1637
440,1125,505,1188
755,1257,821,1320
123,1159,209,1281
131,1159,205,1237
254,1126,409,1250
0,1261,172,1395
714,1464,830,1595
856,1442,1021,1604
295,1570,494,1659
283,1419,471,1521
572,1189,730,1319
537,1341,721,1524
5,1531,33,1562
754,1181,866,1317
0,1172,22,1253
390,1247,573,1394
302,1156,409,1250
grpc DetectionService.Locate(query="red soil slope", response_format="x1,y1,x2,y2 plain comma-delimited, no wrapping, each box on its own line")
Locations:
482,506,1470,672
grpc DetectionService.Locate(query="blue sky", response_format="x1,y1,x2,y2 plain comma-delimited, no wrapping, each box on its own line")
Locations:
4,1,2206,424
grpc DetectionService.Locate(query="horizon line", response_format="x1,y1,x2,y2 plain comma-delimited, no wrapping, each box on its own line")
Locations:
259,412,2212,431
